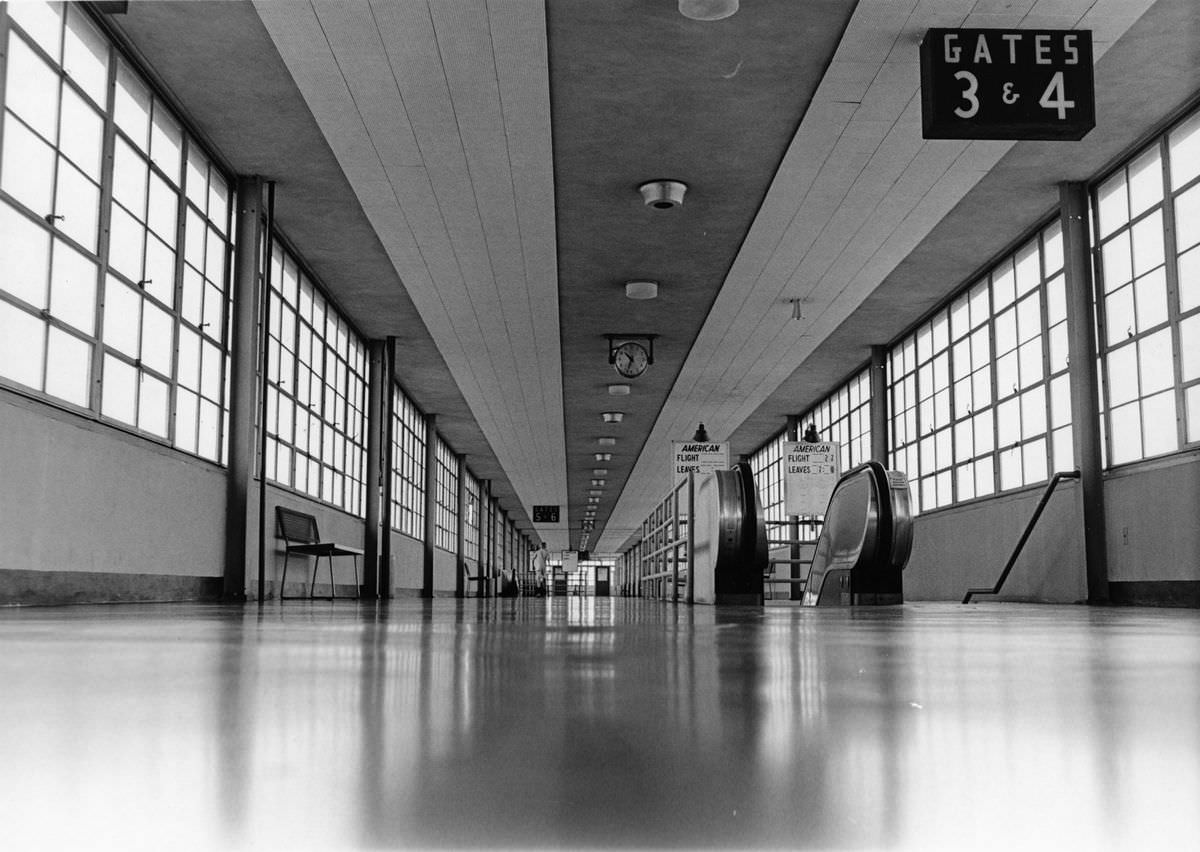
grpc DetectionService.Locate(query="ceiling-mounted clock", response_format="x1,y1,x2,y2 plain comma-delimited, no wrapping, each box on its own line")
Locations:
612,341,649,379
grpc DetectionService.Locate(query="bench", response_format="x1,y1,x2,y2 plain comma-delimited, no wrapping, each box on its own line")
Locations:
462,561,484,596
276,506,363,600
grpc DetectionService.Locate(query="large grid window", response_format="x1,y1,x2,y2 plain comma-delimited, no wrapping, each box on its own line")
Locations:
803,369,872,472
391,389,426,539
750,431,785,525
464,474,481,561
264,241,367,515
0,3,232,462
434,437,458,552
1094,106,1200,463
889,222,1070,514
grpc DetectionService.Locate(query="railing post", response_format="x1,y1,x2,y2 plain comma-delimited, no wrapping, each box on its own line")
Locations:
671,485,680,602
685,471,695,604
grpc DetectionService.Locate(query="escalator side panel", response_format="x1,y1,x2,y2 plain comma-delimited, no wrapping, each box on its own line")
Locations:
691,464,768,605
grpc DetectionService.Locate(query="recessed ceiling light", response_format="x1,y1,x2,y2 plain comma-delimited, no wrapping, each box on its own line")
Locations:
598,437,616,446
588,496,600,504
595,452,612,461
602,411,624,423
591,479,606,487
638,180,688,209
589,490,603,497
624,280,658,300
608,384,631,396
592,468,608,477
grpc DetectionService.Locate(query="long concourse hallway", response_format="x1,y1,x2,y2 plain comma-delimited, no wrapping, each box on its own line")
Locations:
3,598,1198,851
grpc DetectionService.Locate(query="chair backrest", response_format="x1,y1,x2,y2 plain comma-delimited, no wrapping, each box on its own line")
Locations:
276,506,320,545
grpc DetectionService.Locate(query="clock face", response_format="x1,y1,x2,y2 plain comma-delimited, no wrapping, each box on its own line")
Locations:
613,341,649,379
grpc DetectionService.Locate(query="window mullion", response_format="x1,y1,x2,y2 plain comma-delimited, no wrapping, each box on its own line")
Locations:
1160,136,1188,450
90,35,119,416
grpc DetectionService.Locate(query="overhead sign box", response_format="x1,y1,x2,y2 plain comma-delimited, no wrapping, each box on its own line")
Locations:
920,28,1094,140
783,441,841,516
532,505,559,523
672,441,729,484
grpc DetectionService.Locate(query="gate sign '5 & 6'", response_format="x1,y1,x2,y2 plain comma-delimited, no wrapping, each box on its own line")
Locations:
920,29,1094,141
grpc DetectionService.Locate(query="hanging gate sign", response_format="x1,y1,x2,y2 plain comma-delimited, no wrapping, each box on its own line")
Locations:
783,441,841,516
672,441,729,484
920,28,1094,140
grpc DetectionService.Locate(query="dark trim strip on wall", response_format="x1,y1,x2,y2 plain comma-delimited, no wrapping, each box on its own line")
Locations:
0,570,222,607
1109,582,1200,608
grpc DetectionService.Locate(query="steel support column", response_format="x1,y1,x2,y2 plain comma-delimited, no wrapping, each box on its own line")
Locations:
422,412,437,598
223,176,262,601
477,480,487,597
484,480,494,598
456,454,467,598
380,337,396,598
1060,181,1110,604
870,345,889,465
362,340,386,599
786,415,802,600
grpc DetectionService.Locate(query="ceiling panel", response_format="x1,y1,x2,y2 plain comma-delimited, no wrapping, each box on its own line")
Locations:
255,0,568,544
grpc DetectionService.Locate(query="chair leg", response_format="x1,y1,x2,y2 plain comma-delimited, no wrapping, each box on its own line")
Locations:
310,558,318,599
353,556,360,600
329,555,336,600
281,551,290,600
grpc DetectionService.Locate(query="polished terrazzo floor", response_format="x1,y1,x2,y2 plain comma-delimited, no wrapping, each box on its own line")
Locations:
1,597,1198,851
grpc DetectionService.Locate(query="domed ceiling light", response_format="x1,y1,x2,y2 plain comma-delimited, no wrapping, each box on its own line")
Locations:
625,280,658,300
602,411,625,423
679,0,738,21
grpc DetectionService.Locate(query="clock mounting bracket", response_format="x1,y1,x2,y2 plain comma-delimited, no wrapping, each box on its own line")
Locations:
605,333,659,366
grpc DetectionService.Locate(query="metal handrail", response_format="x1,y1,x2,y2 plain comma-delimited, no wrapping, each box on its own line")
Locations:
962,470,1081,604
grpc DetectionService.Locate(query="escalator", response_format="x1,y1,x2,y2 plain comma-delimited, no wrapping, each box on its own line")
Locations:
689,460,912,606
800,461,913,606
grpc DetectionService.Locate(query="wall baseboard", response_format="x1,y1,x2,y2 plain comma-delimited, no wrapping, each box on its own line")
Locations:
0,569,222,606
1109,581,1200,608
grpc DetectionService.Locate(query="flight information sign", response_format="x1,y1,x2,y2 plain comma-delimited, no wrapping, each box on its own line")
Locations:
920,28,1094,140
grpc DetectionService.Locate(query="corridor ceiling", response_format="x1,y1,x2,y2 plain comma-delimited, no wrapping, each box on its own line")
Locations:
109,0,1198,553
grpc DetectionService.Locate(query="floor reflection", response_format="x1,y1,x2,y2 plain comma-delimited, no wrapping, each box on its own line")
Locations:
0,600,1197,849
